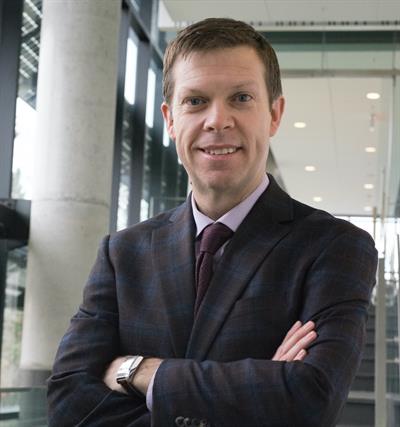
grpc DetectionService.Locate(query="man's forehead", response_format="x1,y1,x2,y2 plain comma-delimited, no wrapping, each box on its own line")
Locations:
177,45,261,63
172,46,265,78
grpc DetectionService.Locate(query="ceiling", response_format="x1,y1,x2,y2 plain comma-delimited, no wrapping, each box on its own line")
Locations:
160,0,400,31
159,0,399,216
272,76,390,216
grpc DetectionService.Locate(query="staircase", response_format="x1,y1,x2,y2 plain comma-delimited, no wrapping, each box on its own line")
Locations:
337,304,400,426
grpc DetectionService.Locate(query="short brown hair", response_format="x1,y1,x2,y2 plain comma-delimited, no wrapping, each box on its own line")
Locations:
162,18,282,108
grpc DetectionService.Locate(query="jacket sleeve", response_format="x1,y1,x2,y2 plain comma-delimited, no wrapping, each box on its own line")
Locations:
47,236,150,427
151,228,378,427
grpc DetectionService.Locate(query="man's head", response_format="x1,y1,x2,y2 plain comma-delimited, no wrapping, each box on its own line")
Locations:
161,18,285,219
163,18,282,109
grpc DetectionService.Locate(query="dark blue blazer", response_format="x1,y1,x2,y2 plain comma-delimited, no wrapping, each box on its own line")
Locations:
47,175,378,427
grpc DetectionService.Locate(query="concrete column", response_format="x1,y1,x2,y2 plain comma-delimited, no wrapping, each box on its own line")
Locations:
20,0,121,371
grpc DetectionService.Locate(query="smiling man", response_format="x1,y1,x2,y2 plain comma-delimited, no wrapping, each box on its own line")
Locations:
162,45,282,220
48,18,378,427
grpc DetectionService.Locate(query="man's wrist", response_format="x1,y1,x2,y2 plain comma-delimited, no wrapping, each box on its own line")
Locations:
131,357,163,395
116,355,146,396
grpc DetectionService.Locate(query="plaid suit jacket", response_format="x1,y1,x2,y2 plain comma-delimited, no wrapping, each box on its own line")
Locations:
47,175,378,427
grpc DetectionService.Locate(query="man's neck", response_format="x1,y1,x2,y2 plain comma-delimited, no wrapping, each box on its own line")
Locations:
194,196,239,220
193,185,259,220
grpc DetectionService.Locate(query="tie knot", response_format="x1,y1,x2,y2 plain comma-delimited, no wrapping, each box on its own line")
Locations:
200,223,233,255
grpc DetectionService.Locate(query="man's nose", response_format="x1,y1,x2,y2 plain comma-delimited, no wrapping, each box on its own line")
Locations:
203,101,234,132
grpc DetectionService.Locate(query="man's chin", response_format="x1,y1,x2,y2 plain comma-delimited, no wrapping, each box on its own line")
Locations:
195,179,241,197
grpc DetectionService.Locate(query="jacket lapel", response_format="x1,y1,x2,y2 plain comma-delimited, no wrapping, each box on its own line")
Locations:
151,199,196,358
186,177,295,360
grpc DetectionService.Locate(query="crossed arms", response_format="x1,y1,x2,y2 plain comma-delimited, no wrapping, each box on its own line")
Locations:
47,223,377,427
102,319,317,396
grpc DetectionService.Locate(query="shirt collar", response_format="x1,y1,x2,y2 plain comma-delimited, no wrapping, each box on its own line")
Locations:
191,174,269,237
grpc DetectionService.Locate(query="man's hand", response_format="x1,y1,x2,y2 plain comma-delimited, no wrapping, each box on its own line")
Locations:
272,320,316,361
102,356,128,394
102,356,163,395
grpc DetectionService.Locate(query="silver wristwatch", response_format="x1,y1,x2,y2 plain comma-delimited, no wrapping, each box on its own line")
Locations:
116,355,145,394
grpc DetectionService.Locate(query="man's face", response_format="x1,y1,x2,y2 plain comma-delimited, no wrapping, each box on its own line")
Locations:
162,46,284,204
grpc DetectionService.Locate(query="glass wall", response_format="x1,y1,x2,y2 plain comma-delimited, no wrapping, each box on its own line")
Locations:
117,28,139,230
0,0,39,389
1,247,27,387
1,2,41,422
0,247,46,427
112,0,187,231
11,0,42,200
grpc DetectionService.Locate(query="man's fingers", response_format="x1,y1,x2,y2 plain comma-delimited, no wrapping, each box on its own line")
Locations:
278,320,315,355
293,349,307,361
272,320,302,360
272,320,317,361
282,330,317,361
281,320,302,344
272,345,283,361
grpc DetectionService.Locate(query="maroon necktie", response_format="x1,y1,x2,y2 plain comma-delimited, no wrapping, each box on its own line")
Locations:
194,223,233,315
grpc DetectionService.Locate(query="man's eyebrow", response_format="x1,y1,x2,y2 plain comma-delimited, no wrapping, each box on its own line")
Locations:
178,87,206,94
176,88,210,100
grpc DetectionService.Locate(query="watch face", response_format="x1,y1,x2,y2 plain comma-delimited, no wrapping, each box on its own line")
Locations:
129,356,144,373
115,356,145,397
116,356,144,385
116,358,134,383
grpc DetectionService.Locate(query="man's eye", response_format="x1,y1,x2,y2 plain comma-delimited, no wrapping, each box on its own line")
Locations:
186,98,204,106
236,94,252,102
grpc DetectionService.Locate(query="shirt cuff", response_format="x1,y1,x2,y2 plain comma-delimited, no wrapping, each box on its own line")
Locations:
145,368,158,412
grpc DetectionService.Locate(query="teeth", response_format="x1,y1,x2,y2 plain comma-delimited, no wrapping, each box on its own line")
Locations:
205,147,237,155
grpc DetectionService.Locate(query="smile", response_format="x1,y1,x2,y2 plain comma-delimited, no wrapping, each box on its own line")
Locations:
202,147,239,155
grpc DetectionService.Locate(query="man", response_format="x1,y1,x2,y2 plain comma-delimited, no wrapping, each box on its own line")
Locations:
47,18,378,427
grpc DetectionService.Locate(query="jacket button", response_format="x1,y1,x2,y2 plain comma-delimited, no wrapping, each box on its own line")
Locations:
175,416,185,426
199,420,209,427
192,419,200,426
184,417,192,426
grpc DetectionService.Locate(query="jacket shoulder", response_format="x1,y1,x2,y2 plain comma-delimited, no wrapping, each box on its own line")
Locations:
291,197,376,248
109,202,186,244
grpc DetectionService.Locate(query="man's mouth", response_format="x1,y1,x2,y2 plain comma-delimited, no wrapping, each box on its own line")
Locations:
202,147,239,155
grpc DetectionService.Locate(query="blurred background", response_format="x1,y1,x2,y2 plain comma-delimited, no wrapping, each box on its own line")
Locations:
0,0,399,425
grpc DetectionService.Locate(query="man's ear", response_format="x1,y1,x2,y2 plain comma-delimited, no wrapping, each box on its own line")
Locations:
161,102,176,140
269,96,285,137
